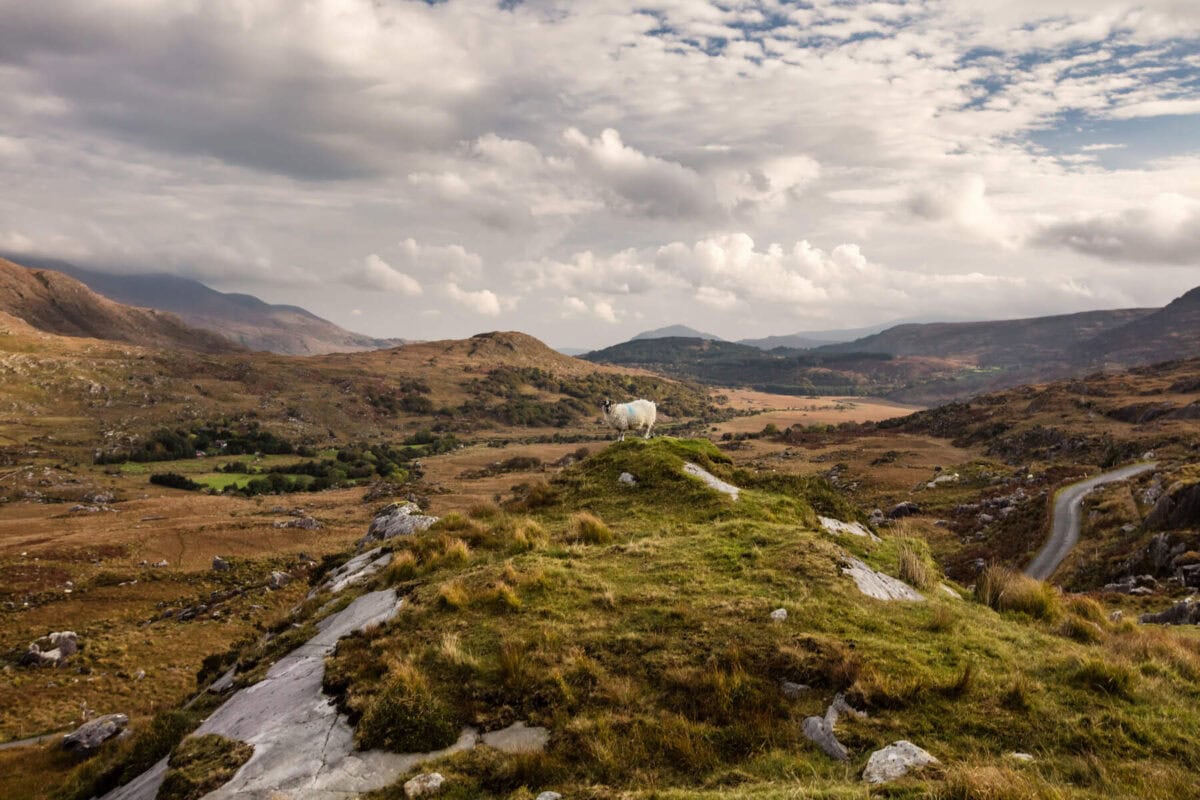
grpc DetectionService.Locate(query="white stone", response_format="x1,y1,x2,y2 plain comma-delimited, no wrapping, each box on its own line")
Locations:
862,740,939,784
618,472,637,486
536,793,562,800
769,608,788,622
1009,752,1035,762
480,721,550,753
819,516,880,542
361,502,438,545
681,463,739,500
404,772,445,798
842,558,924,602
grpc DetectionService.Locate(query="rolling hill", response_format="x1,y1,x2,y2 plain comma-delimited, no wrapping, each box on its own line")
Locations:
631,324,724,341
0,257,243,355
7,256,402,355
1074,286,1200,367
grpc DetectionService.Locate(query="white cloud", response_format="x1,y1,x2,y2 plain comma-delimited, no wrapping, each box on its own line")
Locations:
345,254,422,295
446,282,502,316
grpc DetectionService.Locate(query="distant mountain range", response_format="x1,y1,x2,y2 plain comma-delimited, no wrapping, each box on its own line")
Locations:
630,316,975,351
631,324,724,342
586,289,1200,403
0,257,243,354
4,256,402,355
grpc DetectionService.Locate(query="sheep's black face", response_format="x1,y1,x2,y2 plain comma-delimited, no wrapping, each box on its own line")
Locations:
601,399,612,413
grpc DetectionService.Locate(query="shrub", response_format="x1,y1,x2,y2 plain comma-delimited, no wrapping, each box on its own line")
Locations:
355,662,459,752
150,472,202,491
571,512,613,545
974,566,1059,620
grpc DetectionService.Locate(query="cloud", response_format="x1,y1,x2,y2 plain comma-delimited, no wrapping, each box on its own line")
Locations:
562,295,619,323
1033,193,1200,265
446,282,502,316
907,175,1020,246
345,254,422,295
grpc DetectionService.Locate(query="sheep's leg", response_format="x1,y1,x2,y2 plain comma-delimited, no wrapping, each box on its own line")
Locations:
643,421,653,439
618,431,625,442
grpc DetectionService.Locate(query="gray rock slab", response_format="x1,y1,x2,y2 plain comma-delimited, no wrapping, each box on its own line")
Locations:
682,462,739,500
802,715,848,761
100,589,438,800
361,502,438,546
62,713,128,755
842,558,924,601
819,516,880,542
311,548,393,597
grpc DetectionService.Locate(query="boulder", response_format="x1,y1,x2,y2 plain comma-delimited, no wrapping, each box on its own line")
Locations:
842,558,924,601
268,571,292,590
868,509,886,526
1145,482,1200,531
361,502,439,545
536,794,562,800
1140,600,1200,625
618,472,637,486
769,608,788,622
888,502,920,519
802,715,848,761
862,740,939,784
212,556,231,572
62,713,128,755
274,516,323,530
48,631,78,659
404,772,445,798
781,680,810,699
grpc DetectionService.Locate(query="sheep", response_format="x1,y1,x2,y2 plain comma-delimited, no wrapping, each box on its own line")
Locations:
601,398,656,441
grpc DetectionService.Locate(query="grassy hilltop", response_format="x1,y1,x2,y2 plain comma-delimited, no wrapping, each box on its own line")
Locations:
62,438,1200,800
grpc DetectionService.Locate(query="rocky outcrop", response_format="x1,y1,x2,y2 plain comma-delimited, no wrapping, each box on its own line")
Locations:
888,502,920,519
360,502,438,546
801,693,866,762
63,713,128,755
1140,600,1200,625
819,516,880,541
862,740,939,783
682,463,740,500
404,773,445,798
22,631,79,667
1144,482,1200,531
842,558,924,601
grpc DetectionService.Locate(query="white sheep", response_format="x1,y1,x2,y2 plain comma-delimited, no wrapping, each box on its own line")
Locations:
601,398,656,441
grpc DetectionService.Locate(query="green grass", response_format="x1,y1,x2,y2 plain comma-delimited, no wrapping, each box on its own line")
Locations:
132,439,1200,799
158,734,253,800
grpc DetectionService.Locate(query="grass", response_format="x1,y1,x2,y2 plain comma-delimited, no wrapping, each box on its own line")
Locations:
313,439,1200,798
157,734,253,800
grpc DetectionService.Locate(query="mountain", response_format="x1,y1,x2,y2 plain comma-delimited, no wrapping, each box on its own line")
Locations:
736,315,983,350
813,308,1155,367
1075,286,1200,367
631,324,723,341
0,257,243,354
7,256,402,355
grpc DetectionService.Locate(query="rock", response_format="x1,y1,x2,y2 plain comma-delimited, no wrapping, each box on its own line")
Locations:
1130,586,1154,596
802,715,848,761
888,501,920,519
480,721,550,753
212,556,231,572
618,472,637,486
801,692,865,762
404,772,445,798
268,571,292,590
62,713,128,755
85,491,115,504
49,631,78,659
1145,482,1200,531
274,516,322,530
862,740,939,784
1109,610,1124,623
681,462,739,500
819,516,881,542
312,547,394,596
133,669,145,681
536,793,562,800
1009,752,1035,762
868,509,886,526
151,559,168,568
769,608,788,622
361,502,439,545
842,558,924,601
22,631,78,667
781,680,810,699
1140,600,1200,625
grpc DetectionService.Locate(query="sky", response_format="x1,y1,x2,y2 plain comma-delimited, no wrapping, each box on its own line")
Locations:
1,0,1199,348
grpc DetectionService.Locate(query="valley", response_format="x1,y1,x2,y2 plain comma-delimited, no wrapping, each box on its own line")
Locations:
0,263,1198,800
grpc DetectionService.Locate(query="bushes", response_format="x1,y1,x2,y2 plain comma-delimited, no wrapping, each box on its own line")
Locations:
150,472,202,491
974,566,1059,620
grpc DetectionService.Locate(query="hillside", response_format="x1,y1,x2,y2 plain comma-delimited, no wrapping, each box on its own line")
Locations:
0,258,242,355
583,336,975,399
11,257,401,355
631,324,723,341
1075,286,1200,367
814,307,1154,366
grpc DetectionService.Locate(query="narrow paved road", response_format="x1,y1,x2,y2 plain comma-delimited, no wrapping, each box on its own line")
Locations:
1025,461,1158,581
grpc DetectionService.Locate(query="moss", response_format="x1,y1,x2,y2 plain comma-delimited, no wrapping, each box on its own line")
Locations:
158,735,253,800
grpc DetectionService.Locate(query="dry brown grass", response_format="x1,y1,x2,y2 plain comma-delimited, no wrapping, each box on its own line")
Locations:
570,511,613,545
975,566,1060,620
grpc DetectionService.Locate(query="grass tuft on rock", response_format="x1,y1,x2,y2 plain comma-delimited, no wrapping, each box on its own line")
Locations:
158,734,253,800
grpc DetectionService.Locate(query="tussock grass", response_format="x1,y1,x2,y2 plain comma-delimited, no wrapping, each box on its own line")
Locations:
1069,657,1135,698
384,550,418,583
570,511,613,545
974,566,1060,620
437,579,470,610
896,536,934,590
355,660,459,752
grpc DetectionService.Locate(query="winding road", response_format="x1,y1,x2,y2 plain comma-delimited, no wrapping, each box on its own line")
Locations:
1024,461,1158,581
